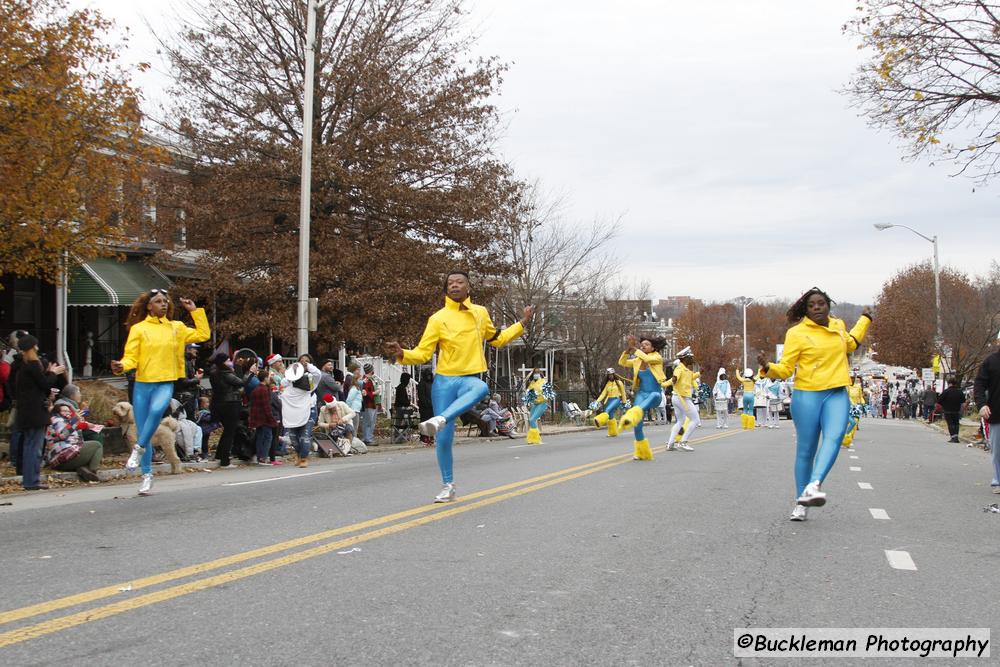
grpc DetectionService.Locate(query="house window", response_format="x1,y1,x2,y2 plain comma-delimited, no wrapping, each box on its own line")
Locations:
13,278,39,325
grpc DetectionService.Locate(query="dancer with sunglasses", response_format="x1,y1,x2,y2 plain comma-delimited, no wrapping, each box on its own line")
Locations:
112,290,210,495
758,287,871,521
618,335,669,461
384,271,533,503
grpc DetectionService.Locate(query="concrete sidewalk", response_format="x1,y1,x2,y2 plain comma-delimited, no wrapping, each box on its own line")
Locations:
0,422,598,490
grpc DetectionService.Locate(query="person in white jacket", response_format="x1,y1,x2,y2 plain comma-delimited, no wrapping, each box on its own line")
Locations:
280,361,321,468
713,368,732,429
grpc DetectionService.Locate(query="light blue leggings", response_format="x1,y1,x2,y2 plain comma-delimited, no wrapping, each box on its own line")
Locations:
431,374,490,484
791,387,850,496
632,391,661,441
528,402,547,428
132,381,175,475
742,393,755,415
602,397,622,420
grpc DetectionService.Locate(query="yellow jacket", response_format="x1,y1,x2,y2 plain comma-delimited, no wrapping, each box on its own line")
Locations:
618,349,668,392
663,361,700,398
596,379,626,403
848,383,864,405
735,370,757,393
401,297,524,376
526,377,548,405
765,315,872,391
119,308,211,383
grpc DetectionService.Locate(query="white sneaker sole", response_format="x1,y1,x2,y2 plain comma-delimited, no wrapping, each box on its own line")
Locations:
796,493,826,507
419,418,443,437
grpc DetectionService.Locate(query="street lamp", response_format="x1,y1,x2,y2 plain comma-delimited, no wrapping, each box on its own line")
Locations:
297,0,333,356
873,223,942,349
742,295,775,372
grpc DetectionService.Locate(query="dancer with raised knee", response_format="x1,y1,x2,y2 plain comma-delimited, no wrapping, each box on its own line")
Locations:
617,335,669,461
593,368,628,437
384,271,533,502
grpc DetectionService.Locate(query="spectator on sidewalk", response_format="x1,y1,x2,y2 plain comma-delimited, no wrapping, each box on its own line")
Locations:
318,393,357,448
45,385,103,482
4,329,30,474
938,379,965,444
209,352,244,468
417,367,435,446
359,363,378,445
249,370,279,465
14,335,66,490
973,333,1000,494
316,359,344,401
280,361,321,468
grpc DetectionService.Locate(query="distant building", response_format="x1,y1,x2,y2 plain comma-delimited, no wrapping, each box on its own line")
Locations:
654,296,691,323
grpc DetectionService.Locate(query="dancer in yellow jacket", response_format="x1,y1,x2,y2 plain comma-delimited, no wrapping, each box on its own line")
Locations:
663,348,701,451
842,374,865,447
592,369,627,437
523,369,552,444
385,271,533,503
759,287,872,521
112,290,210,496
736,368,758,429
617,335,669,460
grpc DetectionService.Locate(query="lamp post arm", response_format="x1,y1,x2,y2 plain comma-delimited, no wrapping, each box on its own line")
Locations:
888,223,935,244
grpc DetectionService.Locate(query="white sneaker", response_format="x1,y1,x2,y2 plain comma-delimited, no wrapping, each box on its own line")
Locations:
790,505,808,521
666,443,677,451
434,482,456,503
419,416,447,437
138,473,154,496
678,443,694,451
797,480,827,507
125,445,144,471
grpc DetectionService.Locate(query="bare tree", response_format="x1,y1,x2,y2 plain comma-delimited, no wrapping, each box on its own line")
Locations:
493,181,622,366
563,279,650,397
844,1,1000,181
155,0,517,347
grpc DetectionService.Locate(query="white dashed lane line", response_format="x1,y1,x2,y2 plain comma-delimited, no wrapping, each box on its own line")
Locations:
858,482,873,489
849,466,862,471
849,455,859,459
885,550,918,571
869,508,891,520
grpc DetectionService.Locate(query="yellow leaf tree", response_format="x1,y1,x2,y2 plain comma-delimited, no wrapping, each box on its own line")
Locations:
0,0,149,285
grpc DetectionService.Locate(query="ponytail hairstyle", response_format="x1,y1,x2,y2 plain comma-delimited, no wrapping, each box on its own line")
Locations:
124,291,175,329
786,287,834,324
639,336,667,353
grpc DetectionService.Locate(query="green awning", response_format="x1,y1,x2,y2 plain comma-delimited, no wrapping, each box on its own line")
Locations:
68,256,172,307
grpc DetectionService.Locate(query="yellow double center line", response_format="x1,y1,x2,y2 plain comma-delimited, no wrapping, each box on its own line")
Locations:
0,430,739,648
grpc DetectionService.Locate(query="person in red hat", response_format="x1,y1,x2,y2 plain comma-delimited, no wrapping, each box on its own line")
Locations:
265,353,286,390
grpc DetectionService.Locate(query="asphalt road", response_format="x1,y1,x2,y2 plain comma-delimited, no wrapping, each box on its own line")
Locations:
0,417,995,666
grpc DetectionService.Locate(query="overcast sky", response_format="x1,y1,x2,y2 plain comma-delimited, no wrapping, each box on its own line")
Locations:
76,0,999,306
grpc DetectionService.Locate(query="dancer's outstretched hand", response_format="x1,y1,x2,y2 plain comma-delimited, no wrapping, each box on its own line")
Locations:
756,352,769,373
625,334,638,351
862,306,874,320
384,341,404,361
179,298,197,312
521,305,536,325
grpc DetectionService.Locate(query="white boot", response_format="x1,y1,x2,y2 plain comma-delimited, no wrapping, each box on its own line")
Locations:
138,473,154,496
